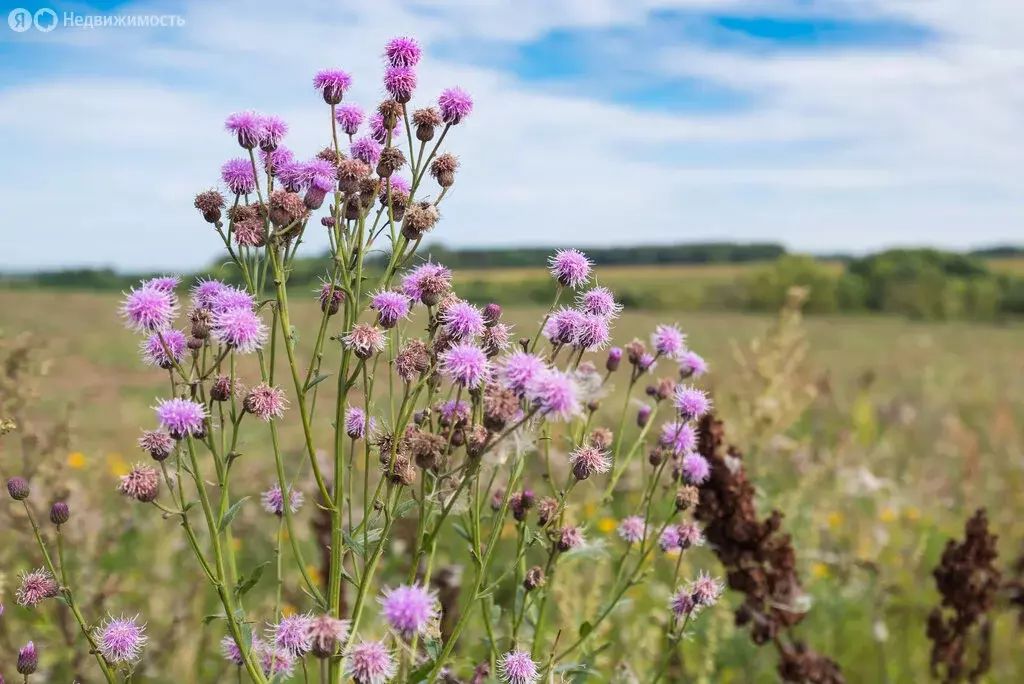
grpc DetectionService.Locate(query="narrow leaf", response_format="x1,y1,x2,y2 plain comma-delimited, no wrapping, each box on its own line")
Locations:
218,496,250,532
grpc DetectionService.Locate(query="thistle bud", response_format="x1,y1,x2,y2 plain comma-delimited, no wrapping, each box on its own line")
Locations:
17,642,37,675
483,303,502,326
49,502,70,526
413,408,430,426
625,339,645,365
6,477,29,501
606,347,622,372
510,489,534,522
490,487,505,512
524,566,546,591
187,336,204,351
648,448,664,467
637,405,652,428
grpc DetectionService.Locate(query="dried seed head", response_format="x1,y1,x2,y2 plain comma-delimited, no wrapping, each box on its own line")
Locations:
675,485,700,512
536,497,559,527
377,99,404,129
189,307,213,339
412,107,442,141
408,428,446,470
402,202,440,240
429,153,458,188
138,430,175,461
210,375,233,402
317,146,344,166
337,158,370,194
194,189,225,223
524,566,545,591
376,147,407,177
625,339,646,365
589,427,614,451
396,338,431,383
269,190,307,227
465,425,489,458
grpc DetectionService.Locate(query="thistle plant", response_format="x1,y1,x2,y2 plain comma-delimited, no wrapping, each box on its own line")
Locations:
5,37,721,682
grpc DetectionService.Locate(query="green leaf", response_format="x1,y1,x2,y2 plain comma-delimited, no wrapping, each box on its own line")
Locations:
343,528,383,557
183,500,198,513
234,561,270,600
452,522,472,543
239,622,253,653
423,638,442,662
305,373,332,392
394,498,418,519
202,614,225,625
218,496,250,532
578,621,593,639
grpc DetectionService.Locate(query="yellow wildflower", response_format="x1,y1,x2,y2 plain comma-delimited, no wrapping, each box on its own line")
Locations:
826,511,844,530
905,507,921,522
810,562,831,579
67,452,86,469
106,453,130,477
306,564,322,585
880,507,897,524
282,604,297,617
597,517,617,534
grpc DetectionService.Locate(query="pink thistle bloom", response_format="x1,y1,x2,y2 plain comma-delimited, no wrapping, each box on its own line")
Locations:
681,452,711,485
118,464,160,502
617,516,646,543
225,110,264,149
384,66,417,103
674,384,712,421
258,645,295,678
371,289,412,329
259,114,288,151
155,397,207,438
314,68,352,104
438,87,473,124
302,158,338,193
210,286,256,313
577,285,622,319
441,301,485,341
269,613,313,656
378,584,438,638
309,614,350,658
138,429,175,461
638,354,656,373
651,324,686,360
569,445,611,480
543,307,584,346
670,588,696,617
221,634,256,665
16,568,59,607
212,307,268,354
140,330,187,369
277,161,306,192
369,113,403,145
121,286,177,333
261,483,304,515
680,350,708,378
261,146,295,173
384,36,422,68
94,614,147,664
557,525,585,552
190,278,230,310
350,136,383,166
526,369,581,422
244,383,288,421
379,175,411,199
221,158,257,195
318,278,346,314
438,399,470,426
440,343,491,388
335,103,365,136
690,571,724,608
499,351,547,397
548,249,592,289
342,323,388,360
659,525,682,552
498,649,540,684
345,406,377,440
677,522,705,549
659,421,697,455
345,640,397,684
573,313,611,351
18,641,38,675
142,275,180,293
482,322,513,356
401,262,451,306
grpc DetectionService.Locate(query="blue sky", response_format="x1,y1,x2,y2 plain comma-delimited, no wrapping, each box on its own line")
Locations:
1,0,1022,270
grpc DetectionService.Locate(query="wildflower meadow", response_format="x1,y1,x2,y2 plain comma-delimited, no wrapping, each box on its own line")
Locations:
2,36,1023,684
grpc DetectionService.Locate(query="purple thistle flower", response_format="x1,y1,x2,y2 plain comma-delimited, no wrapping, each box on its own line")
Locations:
379,175,411,199
16,568,58,607
212,307,268,354
526,368,581,421
498,649,540,684
438,87,473,125
369,113,403,145
638,353,657,372
652,324,686,360
441,301,485,341
378,584,438,638
94,614,147,664
681,452,711,485
659,421,697,455
401,262,451,305
543,307,584,346
269,613,313,656
690,571,724,608
317,278,345,315
482,322,513,356
674,384,712,421
121,286,177,332
221,158,257,195
221,635,250,665
351,136,383,166
335,103,365,136
345,406,378,440
499,351,547,397
259,114,288,150
210,286,256,313
140,330,187,369
118,464,160,502
573,313,611,351
302,158,339,193
440,343,490,388
659,525,682,552
606,346,623,371
548,249,593,289
244,383,288,421
677,522,705,549
558,525,585,551
142,275,180,293
670,588,696,617
384,66,417,103
577,286,622,319
314,68,352,105
309,615,350,659
680,350,708,378
637,404,652,427
617,516,646,544
370,290,412,329
190,278,229,310
344,640,397,684
261,483,304,515
438,399,470,425
277,161,306,192
569,445,611,480
258,645,295,678
225,110,264,149
261,146,295,173
384,36,422,68
342,323,388,359
155,398,206,439
17,641,37,675
138,429,175,461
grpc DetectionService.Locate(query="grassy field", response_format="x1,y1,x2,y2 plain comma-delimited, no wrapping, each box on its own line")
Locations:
1,286,1023,681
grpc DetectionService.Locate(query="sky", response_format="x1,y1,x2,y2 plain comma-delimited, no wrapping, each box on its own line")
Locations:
1,0,1022,271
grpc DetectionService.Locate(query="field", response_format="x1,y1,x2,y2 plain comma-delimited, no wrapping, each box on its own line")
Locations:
2,285,1023,682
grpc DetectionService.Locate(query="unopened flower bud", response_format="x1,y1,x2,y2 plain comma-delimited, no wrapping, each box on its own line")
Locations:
510,490,534,522
625,339,645,365
648,448,664,467
49,502,70,526
187,336,204,351
413,408,430,426
305,186,328,211
606,347,622,372
483,303,502,326
524,566,545,591
637,405,652,428
655,378,675,401
6,477,29,501
586,401,600,413
490,487,505,512
17,642,37,675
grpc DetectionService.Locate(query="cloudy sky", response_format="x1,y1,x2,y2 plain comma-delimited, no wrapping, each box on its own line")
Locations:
1,0,1022,271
